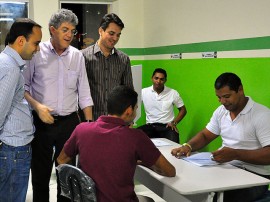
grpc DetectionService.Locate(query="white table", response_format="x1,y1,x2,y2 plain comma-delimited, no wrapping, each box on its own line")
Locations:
135,138,270,202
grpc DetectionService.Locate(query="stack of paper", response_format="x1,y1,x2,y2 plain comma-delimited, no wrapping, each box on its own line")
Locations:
182,152,220,166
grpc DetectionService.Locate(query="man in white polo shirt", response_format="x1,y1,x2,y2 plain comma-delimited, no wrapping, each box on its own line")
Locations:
171,72,270,202
138,68,187,143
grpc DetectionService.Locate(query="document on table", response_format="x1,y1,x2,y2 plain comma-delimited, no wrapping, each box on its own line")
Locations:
151,139,172,147
182,152,220,166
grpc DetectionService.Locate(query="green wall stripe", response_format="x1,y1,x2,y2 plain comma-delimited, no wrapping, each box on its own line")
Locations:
120,36,270,56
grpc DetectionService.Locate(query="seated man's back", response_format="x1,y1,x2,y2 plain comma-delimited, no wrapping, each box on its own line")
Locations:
57,86,176,202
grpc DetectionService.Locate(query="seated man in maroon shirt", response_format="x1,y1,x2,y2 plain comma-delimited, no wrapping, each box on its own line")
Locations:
57,85,176,202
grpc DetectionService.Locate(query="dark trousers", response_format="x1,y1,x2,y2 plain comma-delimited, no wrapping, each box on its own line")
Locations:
214,172,270,202
223,185,268,202
137,123,180,143
31,112,80,202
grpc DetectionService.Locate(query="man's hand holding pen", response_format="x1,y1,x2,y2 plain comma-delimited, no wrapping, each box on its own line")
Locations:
211,147,236,163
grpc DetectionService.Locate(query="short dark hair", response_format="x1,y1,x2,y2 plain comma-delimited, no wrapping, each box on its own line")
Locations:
5,18,41,45
215,72,242,92
100,13,124,31
107,86,138,116
152,68,167,79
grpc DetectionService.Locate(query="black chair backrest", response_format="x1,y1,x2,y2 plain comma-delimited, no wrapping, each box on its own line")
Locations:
57,164,97,202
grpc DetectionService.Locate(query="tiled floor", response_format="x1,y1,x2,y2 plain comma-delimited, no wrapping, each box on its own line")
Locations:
26,168,166,202
26,171,57,202
134,184,166,202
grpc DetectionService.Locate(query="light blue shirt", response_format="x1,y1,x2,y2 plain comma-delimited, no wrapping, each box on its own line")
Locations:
0,46,34,146
23,41,94,116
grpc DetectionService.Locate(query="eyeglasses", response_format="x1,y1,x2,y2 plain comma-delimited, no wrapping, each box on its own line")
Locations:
60,27,78,36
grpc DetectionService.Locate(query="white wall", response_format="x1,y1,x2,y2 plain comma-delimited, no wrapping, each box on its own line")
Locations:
30,0,270,47
32,0,59,41
145,0,270,47
114,0,270,48
111,0,144,48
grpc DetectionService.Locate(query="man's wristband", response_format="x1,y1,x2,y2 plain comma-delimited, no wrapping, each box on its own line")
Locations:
85,120,92,122
183,143,192,151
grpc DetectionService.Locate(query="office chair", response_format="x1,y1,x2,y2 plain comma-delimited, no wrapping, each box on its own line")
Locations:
57,164,97,202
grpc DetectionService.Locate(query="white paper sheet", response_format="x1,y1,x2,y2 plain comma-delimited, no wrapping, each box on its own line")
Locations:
182,152,220,166
151,139,172,147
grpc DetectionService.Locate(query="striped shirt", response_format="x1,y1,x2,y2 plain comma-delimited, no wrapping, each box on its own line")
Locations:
81,43,134,120
0,46,34,146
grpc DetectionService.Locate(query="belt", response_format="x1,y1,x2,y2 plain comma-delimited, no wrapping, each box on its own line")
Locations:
0,141,30,148
147,123,167,126
52,112,77,121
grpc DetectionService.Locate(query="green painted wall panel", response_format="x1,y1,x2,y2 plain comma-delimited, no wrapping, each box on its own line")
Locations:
121,36,270,55
132,58,270,152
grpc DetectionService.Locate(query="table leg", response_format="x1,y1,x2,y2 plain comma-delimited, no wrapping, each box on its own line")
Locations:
216,192,224,202
207,192,215,202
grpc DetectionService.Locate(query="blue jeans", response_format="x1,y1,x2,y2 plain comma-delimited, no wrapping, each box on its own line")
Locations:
0,142,32,202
